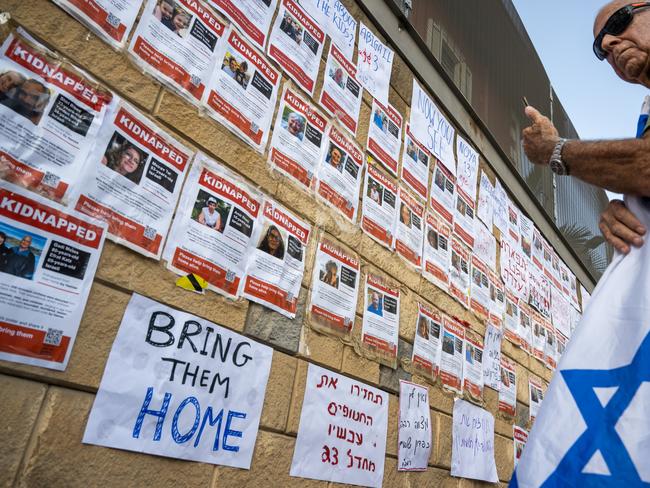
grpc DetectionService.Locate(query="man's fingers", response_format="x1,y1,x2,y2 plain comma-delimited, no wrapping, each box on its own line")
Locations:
611,200,646,235
525,105,544,123
599,221,630,254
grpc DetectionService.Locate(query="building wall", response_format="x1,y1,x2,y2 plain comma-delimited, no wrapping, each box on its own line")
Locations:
0,0,569,486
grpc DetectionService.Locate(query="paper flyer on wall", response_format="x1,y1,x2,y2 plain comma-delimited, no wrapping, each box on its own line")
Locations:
411,302,443,380
0,181,107,370
549,250,562,290
395,187,424,270
129,0,226,104
267,0,325,96
319,43,362,136
440,315,465,393
316,125,364,223
492,178,508,235
531,227,545,270
477,171,494,229
361,158,397,250
474,221,496,270
455,135,479,204
429,158,456,226
203,25,281,153
498,355,516,417
409,79,456,175
307,236,360,337
163,154,262,299
298,0,357,59
528,375,544,424
469,255,490,320
242,199,310,318
422,210,451,292
462,330,484,401
0,33,113,204
550,283,571,338
568,270,580,311
500,236,530,300
398,380,432,472
558,260,572,296
504,291,520,345
531,311,546,362
290,363,388,488
580,284,590,312
449,235,470,308
209,0,278,51
401,124,430,201
362,273,400,367
268,84,328,191
543,319,557,370
507,199,520,243
518,301,533,355
555,328,568,359
453,187,475,249
83,294,273,468
518,212,533,258
542,239,555,283
482,323,502,391
528,265,550,318
52,0,143,50
366,98,402,176
513,426,528,467
73,100,192,259
356,22,393,104
488,270,506,327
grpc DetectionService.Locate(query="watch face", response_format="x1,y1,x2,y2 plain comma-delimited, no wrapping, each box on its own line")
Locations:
550,159,566,175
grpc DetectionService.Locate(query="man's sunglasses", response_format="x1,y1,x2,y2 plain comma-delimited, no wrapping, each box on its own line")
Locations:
593,2,650,60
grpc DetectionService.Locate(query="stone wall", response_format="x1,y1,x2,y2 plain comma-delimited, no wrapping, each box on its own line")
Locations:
0,1,569,486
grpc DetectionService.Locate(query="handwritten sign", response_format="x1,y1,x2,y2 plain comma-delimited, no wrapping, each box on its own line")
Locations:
477,171,494,228
451,399,499,482
398,380,432,471
482,324,502,391
356,22,393,104
290,363,388,487
456,135,479,203
500,237,530,300
300,0,357,59
492,179,508,234
409,79,456,175
83,294,273,468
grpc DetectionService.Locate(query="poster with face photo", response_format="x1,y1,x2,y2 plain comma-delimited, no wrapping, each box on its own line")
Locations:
544,319,557,370
528,376,544,424
308,236,360,337
0,33,113,204
469,254,490,320
507,199,520,243
531,311,547,362
531,226,545,271
422,210,452,292
449,235,471,308
366,98,402,176
361,158,398,250
74,100,192,259
498,355,516,417
203,25,281,153
400,124,430,201
430,158,456,226
412,303,443,380
209,0,278,51
454,187,475,249
440,315,465,394
395,187,424,270
462,331,484,401
488,270,506,327
504,290,520,346
242,199,311,318
319,43,362,136
316,125,364,223
518,301,533,355
519,212,534,259
163,153,263,298
129,0,226,104
268,85,328,191
267,0,325,96
298,0,357,59
362,273,400,367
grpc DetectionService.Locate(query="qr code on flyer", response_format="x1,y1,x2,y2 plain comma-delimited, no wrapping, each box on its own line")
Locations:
42,171,60,188
143,226,156,240
44,328,63,346
106,12,121,28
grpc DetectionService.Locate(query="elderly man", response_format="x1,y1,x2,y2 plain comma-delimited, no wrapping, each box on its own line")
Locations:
4,235,36,279
523,1,650,256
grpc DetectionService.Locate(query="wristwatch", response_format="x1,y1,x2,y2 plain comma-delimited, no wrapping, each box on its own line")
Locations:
548,138,569,175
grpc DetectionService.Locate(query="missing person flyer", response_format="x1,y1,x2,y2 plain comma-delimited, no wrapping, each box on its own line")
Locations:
449,235,471,309
74,100,192,259
318,43,362,136
0,181,106,370
361,158,397,250
504,290,520,346
518,301,533,355
531,311,546,363
53,0,143,50
453,186,475,249
209,0,278,52
267,0,325,96
242,199,311,318
440,315,465,394
498,356,516,417
268,85,328,191
316,125,363,223
519,212,534,259
544,319,557,370
203,25,281,153
163,154,262,299
129,0,226,104
395,187,424,271
528,375,544,424
401,124,430,201
308,236,360,337
422,210,451,292
488,270,506,327
412,303,443,380
469,254,490,320
366,98,402,176
0,33,113,204
362,273,400,366
462,330,484,401
429,158,455,226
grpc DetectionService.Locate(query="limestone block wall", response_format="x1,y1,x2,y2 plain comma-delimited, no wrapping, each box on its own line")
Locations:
0,0,579,486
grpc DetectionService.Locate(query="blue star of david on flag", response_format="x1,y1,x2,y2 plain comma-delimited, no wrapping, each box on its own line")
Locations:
511,330,650,487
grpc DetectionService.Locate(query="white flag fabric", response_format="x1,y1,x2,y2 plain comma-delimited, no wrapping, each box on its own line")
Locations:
511,195,650,486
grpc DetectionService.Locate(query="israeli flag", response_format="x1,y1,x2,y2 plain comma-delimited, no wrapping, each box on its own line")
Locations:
511,99,650,487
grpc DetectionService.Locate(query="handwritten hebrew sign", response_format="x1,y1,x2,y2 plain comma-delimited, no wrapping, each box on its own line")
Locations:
290,363,388,487
398,380,432,471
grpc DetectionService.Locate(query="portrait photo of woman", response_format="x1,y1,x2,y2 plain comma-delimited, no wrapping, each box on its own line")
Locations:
101,133,148,184
258,225,285,260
